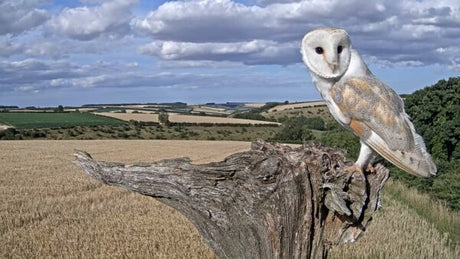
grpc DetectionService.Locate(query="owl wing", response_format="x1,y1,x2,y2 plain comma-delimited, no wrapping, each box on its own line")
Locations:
331,76,437,177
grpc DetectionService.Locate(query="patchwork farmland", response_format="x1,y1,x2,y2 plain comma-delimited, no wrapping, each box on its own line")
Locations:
95,112,281,125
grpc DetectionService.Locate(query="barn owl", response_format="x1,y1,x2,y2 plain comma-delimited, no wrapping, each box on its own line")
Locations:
301,28,436,177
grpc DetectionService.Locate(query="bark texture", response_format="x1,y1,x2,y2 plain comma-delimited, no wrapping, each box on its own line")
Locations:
74,141,389,259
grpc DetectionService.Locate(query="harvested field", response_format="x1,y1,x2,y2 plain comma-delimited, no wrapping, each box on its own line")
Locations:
95,112,156,122
1,140,459,258
96,112,280,125
243,103,265,108
266,101,326,113
191,106,233,116
64,108,98,112
262,102,334,122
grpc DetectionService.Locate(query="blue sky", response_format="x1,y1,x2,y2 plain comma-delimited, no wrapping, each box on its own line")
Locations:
0,0,459,107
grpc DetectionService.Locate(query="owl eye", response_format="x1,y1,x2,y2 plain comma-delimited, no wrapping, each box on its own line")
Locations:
337,45,343,54
315,47,324,54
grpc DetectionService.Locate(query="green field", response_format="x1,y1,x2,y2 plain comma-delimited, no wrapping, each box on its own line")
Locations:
0,112,124,129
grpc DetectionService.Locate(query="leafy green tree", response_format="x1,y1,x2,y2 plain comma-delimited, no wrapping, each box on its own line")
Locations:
158,112,170,125
320,130,360,159
272,116,316,142
405,77,460,162
304,117,325,130
54,105,64,113
233,111,267,121
401,77,460,210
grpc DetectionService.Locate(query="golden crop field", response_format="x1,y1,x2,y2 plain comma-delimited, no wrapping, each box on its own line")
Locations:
243,103,265,108
95,112,280,125
266,101,326,113
1,140,459,259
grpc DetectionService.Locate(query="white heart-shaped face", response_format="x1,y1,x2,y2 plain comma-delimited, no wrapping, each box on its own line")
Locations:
301,28,352,79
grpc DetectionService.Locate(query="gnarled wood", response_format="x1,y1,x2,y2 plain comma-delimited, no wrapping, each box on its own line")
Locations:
74,141,389,259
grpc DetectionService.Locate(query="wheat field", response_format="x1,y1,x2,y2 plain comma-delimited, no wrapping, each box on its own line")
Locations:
265,101,326,113
1,140,459,258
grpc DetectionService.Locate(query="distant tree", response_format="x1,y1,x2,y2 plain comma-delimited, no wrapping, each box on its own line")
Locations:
159,111,170,125
0,128,19,140
320,130,360,159
272,116,316,143
233,111,267,121
304,117,325,130
54,105,64,113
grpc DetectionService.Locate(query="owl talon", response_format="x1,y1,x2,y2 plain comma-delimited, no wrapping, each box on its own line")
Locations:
365,164,375,173
340,164,362,183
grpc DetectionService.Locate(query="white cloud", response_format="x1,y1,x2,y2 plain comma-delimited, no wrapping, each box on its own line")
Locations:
126,62,139,68
139,40,299,65
134,0,275,42
255,0,299,6
133,0,460,67
2,0,460,104
48,0,138,40
55,75,108,88
0,0,49,35
0,36,23,57
16,85,39,93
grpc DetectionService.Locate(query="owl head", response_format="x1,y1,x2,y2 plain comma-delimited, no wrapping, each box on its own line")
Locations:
301,28,352,79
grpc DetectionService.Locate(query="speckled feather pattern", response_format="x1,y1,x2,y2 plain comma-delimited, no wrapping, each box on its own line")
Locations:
332,76,414,151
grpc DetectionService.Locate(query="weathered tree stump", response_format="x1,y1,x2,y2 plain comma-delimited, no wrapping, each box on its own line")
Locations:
74,141,389,259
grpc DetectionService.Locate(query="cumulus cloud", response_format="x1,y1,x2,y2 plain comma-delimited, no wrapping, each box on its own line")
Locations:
134,0,460,67
139,40,300,65
134,0,274,43
0,56,307,97
0,0,49,35
133,0,392,43
16,85,39,93
0,36,23,57
2,0,460,105
48,0,138,40
0,58,219,93
22,35,140,60
0,59,79,88
255,0,300,6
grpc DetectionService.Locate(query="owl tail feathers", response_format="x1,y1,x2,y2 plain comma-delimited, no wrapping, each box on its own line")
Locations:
413,132,437,176
408,120,437,176
365,132,437,178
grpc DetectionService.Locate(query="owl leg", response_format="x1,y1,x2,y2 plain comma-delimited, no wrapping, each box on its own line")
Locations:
355,141,376,172
340,141,375,181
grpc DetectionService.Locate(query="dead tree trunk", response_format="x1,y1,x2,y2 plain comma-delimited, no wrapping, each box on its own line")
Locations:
74,141,388,259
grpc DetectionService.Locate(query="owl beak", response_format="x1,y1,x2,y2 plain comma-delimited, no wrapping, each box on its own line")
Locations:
328,62,338,73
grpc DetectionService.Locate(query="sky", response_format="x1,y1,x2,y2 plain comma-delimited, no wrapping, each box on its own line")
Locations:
0,0,459,107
